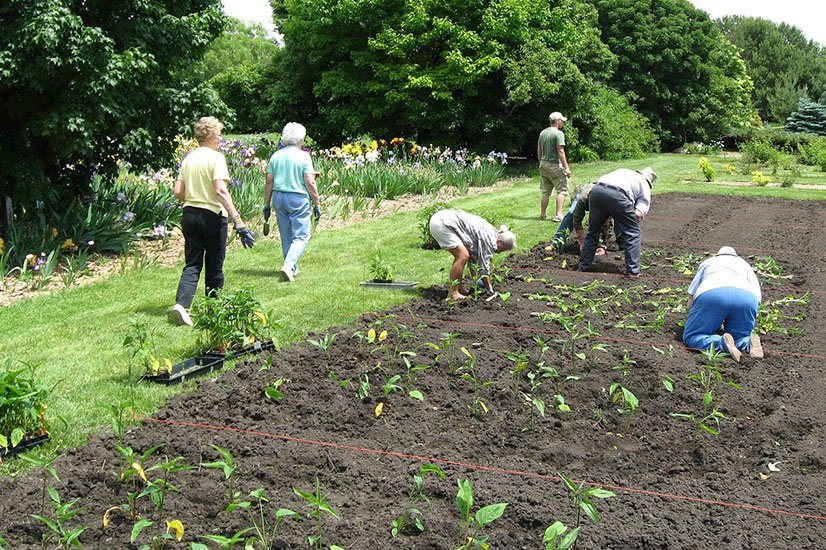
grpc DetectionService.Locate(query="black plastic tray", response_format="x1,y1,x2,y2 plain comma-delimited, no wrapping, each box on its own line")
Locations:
143,355,225,385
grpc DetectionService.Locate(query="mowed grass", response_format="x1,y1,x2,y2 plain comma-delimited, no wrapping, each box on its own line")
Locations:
1,153,825,469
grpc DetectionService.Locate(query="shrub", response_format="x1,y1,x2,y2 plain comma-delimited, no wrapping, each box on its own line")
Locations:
739,137,781,165
796,138,826,170
698,158,715,182
752,170,770,186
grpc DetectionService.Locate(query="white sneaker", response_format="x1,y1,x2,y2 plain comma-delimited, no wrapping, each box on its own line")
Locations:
281,266,295,283
749,333,764,358
722,333,741,363
170,304,193,326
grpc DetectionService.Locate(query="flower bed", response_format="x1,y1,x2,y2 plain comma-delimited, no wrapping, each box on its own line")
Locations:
1,193,823,548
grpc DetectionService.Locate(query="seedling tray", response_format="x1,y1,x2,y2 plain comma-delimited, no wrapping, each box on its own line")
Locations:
143,355,224,385
0,433,51,458
203,339,277,360
359,280,419,290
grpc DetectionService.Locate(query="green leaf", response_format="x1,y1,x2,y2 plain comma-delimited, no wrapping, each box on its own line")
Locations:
543,521,567,542
456,479,473,521
580,499,600,524
408,389,424,400
558,526,581,549
475,502,507,526
131,518,152,543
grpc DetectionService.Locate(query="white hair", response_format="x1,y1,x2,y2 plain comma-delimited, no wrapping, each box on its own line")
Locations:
497,225,517,251
281,122,307,146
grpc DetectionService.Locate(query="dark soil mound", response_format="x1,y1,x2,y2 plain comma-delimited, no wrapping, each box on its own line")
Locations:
2,193,825,549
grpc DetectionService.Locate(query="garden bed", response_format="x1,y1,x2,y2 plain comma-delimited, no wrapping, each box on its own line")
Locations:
1,193,824,548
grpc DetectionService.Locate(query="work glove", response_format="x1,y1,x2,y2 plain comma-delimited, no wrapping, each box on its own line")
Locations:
313,204,322,221
235,223,255,249
262,205,271,236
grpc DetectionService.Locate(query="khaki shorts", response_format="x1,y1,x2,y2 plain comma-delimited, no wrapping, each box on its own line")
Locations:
429,211,462,250
540,162,568,197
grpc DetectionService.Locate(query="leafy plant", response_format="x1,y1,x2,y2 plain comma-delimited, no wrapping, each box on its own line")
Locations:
200,444,240,509
456,347,492,416
368,251,395,282
129,455,194,549
31,487,86,549
293,478,340,550
559,472,615,539
698,157,715,182
123,318,170,379
308,332,337,362
543,521,580,550
264,378,289,401
224,488,299,550
0,358,51,454
453,478,507,550
670,345,742,443
192,288,271,353
391,464,446,537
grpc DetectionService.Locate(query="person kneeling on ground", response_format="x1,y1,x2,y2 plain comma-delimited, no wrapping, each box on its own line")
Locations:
429,209,516,300
577,167,655,277
682,246,764,362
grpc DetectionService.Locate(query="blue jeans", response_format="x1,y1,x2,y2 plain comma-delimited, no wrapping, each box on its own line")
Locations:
273,191,311,272
683,287,759,353
552,196,580,247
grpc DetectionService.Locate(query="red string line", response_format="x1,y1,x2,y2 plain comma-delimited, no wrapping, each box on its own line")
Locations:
140,416,826,522
397,316,826,360
507,266,809,295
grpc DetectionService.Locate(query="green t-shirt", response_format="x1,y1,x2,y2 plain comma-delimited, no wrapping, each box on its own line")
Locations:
267,146,314,195
538,126,565,164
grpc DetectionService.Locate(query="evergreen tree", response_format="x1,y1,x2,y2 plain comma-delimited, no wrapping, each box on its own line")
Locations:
786,97,826,137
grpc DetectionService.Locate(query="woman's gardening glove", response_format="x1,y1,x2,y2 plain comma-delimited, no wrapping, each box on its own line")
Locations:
234,221,256,249
262,204,271,236
313,204,322,221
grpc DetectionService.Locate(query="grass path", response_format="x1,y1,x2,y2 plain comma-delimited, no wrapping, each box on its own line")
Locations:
1,153,825,457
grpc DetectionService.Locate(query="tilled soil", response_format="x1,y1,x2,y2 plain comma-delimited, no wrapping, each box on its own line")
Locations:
1,193,825,549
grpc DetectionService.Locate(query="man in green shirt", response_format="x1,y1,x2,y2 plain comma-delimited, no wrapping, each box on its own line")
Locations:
537,111,572,222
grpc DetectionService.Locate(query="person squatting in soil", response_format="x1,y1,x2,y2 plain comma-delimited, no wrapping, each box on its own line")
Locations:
551,182,621,255
682,246,764,362
537,111,571,222
577,167,656,277
263,122,322,283
171,116,255,326
429,209,516,300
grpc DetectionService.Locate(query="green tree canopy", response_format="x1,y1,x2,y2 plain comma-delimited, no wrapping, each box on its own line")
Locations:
0,0,228,204
717,16,826,123
268,0,655,157
589,0,757,148
204,17,280,132
203,17,279,80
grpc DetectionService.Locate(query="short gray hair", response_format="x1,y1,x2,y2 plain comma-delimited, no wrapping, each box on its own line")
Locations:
281,122,307,146
498,225,517,251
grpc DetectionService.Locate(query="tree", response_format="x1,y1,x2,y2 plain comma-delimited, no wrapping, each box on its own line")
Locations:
267,0,655,158
786,96,826,137
204,17,280,132
589,0,757,148
203,18,279,80
718,16,826,123
0,0,228,205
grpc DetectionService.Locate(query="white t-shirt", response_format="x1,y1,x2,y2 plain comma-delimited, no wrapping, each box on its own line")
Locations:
687,254,761,301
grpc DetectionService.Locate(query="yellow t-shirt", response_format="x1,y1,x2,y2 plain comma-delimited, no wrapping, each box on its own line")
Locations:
179,147,231,216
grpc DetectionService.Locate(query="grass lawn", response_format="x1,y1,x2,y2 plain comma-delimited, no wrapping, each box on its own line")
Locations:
1,153,825,468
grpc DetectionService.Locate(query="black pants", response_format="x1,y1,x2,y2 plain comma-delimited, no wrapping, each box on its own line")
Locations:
175,206,227,308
